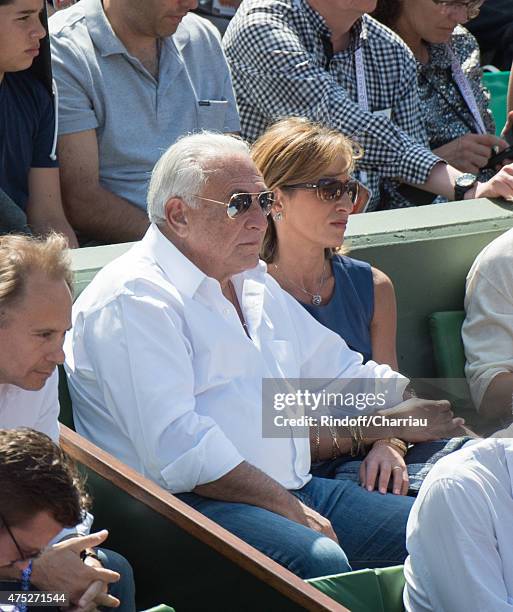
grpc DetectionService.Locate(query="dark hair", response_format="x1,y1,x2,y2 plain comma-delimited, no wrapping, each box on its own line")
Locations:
0,1,16,5
372,0,403,28
0,428,89,528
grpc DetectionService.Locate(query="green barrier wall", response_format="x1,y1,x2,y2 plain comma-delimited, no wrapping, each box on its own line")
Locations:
345,198,513,377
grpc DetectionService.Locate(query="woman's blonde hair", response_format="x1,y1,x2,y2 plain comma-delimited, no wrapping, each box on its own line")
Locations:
251,117,362,263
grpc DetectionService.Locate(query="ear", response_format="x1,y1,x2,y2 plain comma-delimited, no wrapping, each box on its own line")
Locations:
163,197,190,237
272,188,287,215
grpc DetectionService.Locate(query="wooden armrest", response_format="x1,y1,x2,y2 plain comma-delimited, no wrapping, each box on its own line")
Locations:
60,425,348,612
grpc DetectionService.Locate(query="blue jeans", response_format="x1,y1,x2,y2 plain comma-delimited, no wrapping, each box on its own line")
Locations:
178,476,413,579
96,548,136,612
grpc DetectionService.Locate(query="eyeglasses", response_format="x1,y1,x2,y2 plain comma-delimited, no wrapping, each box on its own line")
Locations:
282,178,368,210
432,0,484,20
0,513,45,568
193,191,275,219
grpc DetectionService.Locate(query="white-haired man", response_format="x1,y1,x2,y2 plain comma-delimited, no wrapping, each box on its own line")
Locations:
0,233,134,611
65,132,463,578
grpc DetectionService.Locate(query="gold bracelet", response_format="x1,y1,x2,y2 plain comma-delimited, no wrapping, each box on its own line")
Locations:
312,422,321,463
348,424,367,457
327,424,341,460
373,437,408,457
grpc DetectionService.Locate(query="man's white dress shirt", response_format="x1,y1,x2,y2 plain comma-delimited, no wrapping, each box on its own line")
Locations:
404,438,513,612
0,370,59,442
65,224,406,493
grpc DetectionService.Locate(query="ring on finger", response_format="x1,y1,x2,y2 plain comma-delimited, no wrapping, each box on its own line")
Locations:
391,465,403,471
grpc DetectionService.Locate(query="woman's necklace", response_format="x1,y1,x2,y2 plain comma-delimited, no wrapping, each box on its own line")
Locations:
273,260,328,306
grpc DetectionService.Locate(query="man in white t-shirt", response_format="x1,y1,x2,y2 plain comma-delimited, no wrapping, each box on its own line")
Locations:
463,227,513,422
0,233,133,611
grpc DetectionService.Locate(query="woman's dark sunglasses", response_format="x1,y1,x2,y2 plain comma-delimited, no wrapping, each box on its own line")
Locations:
194,191,275,219
282,178,364,206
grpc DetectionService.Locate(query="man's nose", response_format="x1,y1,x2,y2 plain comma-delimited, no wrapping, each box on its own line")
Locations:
47,343,66,365
32,20,47,41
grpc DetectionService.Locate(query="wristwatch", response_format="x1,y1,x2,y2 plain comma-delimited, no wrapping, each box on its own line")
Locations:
454,173,478,200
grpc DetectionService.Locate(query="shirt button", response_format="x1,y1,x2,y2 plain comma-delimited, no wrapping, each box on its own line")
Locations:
223,308,230,316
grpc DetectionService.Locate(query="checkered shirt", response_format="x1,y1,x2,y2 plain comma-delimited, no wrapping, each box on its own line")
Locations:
223,0,441,210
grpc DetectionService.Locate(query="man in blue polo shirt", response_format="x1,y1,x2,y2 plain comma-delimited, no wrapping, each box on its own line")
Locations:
0,0,77,245
50,0,240,245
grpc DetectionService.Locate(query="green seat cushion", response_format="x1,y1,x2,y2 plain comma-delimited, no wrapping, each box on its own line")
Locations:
428,310,466,379
482,71,510,135
307,565,405,612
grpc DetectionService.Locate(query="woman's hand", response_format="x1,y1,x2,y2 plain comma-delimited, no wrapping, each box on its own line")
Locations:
434,134,508,174
359,442,409,496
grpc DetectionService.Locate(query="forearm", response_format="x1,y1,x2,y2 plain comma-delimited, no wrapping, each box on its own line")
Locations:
194,461,304,522
480,372,513,421
28,211,78,248
62,184,149,244
406,160,462,200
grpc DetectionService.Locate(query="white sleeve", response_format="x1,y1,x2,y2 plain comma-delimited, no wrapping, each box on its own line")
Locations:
463,270,513,409
406,477,513,612
79,291,244,493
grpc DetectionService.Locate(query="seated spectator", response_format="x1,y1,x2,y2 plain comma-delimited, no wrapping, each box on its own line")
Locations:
223,0,513,210
403,437,513,611
65,132,466,578
252,117,472,493
0,428,86,570
0,232,135,611
373,0,506,208
462,227,513,423
467,0,513,71
49,0,240,245
0,0,77,246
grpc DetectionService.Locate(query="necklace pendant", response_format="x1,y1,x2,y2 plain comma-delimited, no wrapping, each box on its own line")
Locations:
311,294,322,306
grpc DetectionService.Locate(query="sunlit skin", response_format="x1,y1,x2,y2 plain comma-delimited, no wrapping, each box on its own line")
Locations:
308,0,377,50
270,155,354,299
104,0,199,41
163,153,269,288
394,0,475,63
0,511,63,570
0,273,72,390
0,0,46,82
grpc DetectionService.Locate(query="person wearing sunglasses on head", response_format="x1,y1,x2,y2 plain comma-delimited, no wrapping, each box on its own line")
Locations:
373,0,510,209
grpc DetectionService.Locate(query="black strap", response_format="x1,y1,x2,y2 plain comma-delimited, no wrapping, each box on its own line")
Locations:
320,34,334,70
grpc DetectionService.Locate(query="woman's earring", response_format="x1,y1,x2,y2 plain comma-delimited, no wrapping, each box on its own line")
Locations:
273,212,283,222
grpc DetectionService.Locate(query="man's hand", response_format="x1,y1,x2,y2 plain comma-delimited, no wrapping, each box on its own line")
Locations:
30,531,120,611
433,134,508,174
379,398,465,443
475,163,513,201
291,501,338,544
360,442,409,495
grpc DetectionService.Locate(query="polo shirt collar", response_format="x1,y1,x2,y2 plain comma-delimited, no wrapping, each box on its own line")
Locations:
84,0,126,57
83,0,191,58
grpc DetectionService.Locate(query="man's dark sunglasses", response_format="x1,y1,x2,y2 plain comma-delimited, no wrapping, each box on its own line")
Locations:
0,512,45,568
282,178,365,208
194,191,275,219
